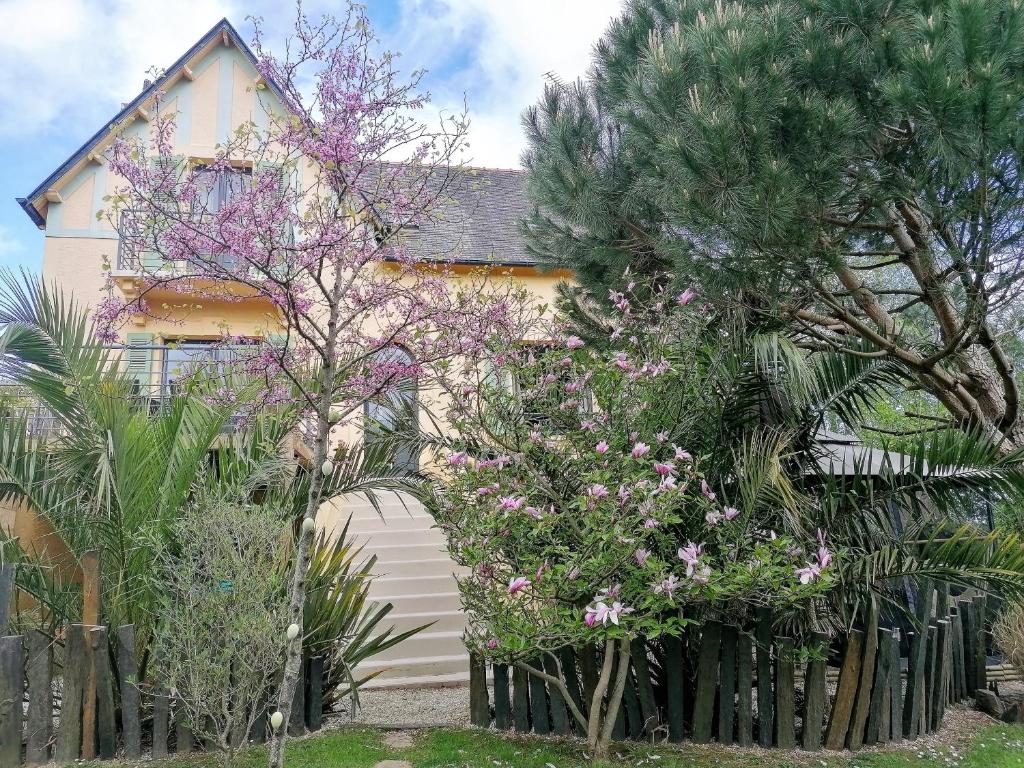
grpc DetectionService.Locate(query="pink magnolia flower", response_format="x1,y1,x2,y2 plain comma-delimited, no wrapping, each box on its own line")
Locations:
657,475,678,492
655,431,670,444
566,567,581,581
653,574,681,597
644,518,660,529
565,335,585,350
674,446,693,461
676,288,697,306
724,506,741,521
653,461,676,476
692,565,712,586
477,483,500,496
588,484,610,499
796,563,822,584
635,548,652,567
447,451,469,466
678,541,704,576
498,495,526,511
595,441,610,455
631,442,651,458
525,506,543,520
705,510,723,527
507,576,531,595
486,638,499,650
700,479,716,500
585,600,633,627
816,529,833,568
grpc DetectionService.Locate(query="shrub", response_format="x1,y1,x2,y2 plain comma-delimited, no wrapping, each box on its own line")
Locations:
153,495,290,764
993,600,1024,676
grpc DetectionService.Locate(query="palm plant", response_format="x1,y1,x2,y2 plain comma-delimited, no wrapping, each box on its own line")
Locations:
0,270,429,703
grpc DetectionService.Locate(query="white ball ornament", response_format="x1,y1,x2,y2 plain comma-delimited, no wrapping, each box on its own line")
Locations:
301,517,316,536
270,711,284,730
320,459,334,476
286,623,300,641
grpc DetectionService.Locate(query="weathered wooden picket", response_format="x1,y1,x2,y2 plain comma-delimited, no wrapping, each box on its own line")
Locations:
469,585,997,750
0,563,328,765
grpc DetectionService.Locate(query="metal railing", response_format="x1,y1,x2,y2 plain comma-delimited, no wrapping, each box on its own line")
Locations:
115,210,241,273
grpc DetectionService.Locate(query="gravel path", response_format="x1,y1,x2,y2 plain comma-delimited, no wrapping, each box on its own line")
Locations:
342,684,471,728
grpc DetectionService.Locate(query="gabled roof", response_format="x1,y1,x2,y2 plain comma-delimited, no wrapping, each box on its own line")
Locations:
16,18,287,229
399,167,536,267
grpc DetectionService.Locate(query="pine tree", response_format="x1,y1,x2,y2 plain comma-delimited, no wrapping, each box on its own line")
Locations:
522,0,1024,452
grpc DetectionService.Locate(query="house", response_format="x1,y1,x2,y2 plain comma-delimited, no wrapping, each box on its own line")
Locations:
12,18,568,687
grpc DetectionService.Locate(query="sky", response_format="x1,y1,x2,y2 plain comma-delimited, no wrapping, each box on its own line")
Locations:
0,0,621,272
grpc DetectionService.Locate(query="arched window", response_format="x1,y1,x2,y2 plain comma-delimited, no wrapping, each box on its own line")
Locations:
363,346,418,473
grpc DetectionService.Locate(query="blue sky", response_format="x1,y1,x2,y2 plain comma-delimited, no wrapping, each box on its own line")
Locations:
0,0,619,272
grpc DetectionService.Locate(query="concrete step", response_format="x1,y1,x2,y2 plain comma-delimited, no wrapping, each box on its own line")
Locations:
345,516,438,533
350,528,446,548
362,669,471,689
373,630,465,661
387,610,465,634
358,652,470,681
369,542,450,564
367,574,460,599
372,591,462,614
369,558,467,580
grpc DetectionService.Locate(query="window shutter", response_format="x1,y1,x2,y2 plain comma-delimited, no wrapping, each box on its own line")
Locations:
124,333,155,391
257,161,289,198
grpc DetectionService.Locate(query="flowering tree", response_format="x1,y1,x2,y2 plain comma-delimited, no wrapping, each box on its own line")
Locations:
97,6,526,766
426,290,836,758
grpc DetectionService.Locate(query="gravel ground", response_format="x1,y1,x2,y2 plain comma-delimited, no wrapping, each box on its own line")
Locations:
338,684,471,728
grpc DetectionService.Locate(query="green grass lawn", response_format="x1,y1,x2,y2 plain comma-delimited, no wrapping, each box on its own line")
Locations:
73,723,1024,768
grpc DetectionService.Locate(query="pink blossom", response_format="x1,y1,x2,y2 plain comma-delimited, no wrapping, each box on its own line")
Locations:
567,567,581,581
653,461,676,476
635,548,651,567
676,288,697,306
588,484,610,499
525,506,543,520
447,451,469,466
497,495,526,511
691,566,712,586
653,574,681,596
657,475,678,492
677,541,704,576
674,446,693,461
585,600,633,626
724,506,740,521
486,638,499,650
565,335,585,350
631,442,651,458
705,510,723,526
507,576,531,595
816,529,833,568
700,479,716,500
796,563,822,584
644,518,660,529
655,431,669,444
595,441,610,455
477,484,500,496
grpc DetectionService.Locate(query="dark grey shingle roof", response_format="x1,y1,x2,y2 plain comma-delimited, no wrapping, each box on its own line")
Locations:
397,167,535,267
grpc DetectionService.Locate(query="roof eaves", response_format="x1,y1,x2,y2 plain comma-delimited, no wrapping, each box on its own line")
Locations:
17,17,287,228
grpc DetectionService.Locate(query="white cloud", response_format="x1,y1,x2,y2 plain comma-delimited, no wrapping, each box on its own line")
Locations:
387,0,622,168
0,0,238,137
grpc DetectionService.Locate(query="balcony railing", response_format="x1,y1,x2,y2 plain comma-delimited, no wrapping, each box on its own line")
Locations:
115,210,241,273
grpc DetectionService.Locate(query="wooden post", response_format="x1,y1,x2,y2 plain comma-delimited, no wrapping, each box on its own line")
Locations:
469,653,489,727
528,657,551,735
692,620,721,743
25,629,52,765
91,628,117,759
0,634,24,768
152,687,170,758
865,628,893,745
0,564,14,634
663,634,685,742
903,581,934,738
493,664,512,730
560,648,585,729
308,656,325,731
755,609,774,747
923,625,938,734
775,637,796,749
802,632,827,751
932,621,950,731
888,631,903,742
962,601,977,695
824,630,863,750
737,632,754,747
718,626,738,745
949,607,965,701
116,625,142,758
512,664,531,732
80,549,101,761
543,654,570,735
631,639,658,738
55,625,86,762
972,595,987,691
848,599,879,750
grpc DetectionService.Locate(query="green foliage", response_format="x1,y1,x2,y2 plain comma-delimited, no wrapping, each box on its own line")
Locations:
153,496,290,763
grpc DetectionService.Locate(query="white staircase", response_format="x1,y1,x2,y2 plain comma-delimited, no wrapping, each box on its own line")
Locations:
316,493,470,688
